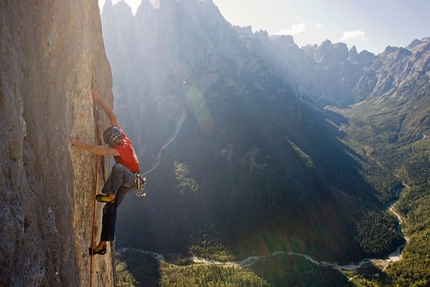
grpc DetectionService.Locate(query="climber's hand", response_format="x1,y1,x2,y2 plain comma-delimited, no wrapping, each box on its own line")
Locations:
70,137,87,150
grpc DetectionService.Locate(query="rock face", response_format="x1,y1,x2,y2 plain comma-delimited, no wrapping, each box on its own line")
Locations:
349,38,430,142
1,1,115,286
353,38,430,102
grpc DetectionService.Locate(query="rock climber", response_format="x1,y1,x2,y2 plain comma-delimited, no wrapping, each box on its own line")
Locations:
70,90,141,255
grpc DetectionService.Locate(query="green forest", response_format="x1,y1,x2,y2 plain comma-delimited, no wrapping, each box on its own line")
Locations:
332,101,430,286
115,249,350,287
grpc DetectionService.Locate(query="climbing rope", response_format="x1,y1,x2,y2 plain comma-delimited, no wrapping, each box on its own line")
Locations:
89,105,102,287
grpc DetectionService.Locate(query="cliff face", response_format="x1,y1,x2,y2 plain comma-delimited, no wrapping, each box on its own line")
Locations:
1,1,114,286
353,38,430,102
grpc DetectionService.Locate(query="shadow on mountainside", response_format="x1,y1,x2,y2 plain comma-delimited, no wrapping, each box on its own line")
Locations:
116,249,162,287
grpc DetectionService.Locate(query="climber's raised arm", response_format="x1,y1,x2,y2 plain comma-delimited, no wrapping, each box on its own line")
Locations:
92,90,121,129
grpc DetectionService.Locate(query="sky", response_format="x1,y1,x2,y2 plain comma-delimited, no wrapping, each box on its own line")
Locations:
98,0,430,55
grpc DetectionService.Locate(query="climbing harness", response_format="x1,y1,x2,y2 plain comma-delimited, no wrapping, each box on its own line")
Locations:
135,173,147,197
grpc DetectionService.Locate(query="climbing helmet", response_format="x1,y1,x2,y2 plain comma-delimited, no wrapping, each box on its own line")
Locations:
103,127,122,144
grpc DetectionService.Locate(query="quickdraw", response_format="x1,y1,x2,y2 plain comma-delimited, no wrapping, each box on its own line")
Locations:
135,173,147,197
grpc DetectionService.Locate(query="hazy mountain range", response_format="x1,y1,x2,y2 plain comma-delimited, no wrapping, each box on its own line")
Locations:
101,0,429,269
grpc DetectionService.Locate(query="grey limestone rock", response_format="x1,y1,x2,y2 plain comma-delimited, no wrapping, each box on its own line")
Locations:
1,1,115,286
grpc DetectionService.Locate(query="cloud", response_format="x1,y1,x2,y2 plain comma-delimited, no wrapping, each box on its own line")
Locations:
149,0,160,9
315,24,322,29
275,23,307,36
339,30,368,43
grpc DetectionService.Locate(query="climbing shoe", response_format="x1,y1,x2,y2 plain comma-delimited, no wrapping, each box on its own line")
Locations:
96,194,116,203
89,246,106,256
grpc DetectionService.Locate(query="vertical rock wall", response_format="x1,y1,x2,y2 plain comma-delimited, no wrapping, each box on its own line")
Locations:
1,1,114,286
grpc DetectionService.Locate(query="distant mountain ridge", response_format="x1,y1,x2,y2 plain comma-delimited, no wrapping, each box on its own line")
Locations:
348,38,430,145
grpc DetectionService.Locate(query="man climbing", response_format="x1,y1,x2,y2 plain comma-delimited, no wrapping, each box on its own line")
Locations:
70,90,142,255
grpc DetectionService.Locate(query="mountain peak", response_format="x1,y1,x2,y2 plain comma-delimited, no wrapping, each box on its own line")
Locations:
407,39,424,49
270,34,298,49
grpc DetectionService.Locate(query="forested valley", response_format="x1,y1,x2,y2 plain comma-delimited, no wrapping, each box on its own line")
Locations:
99,1,430,285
